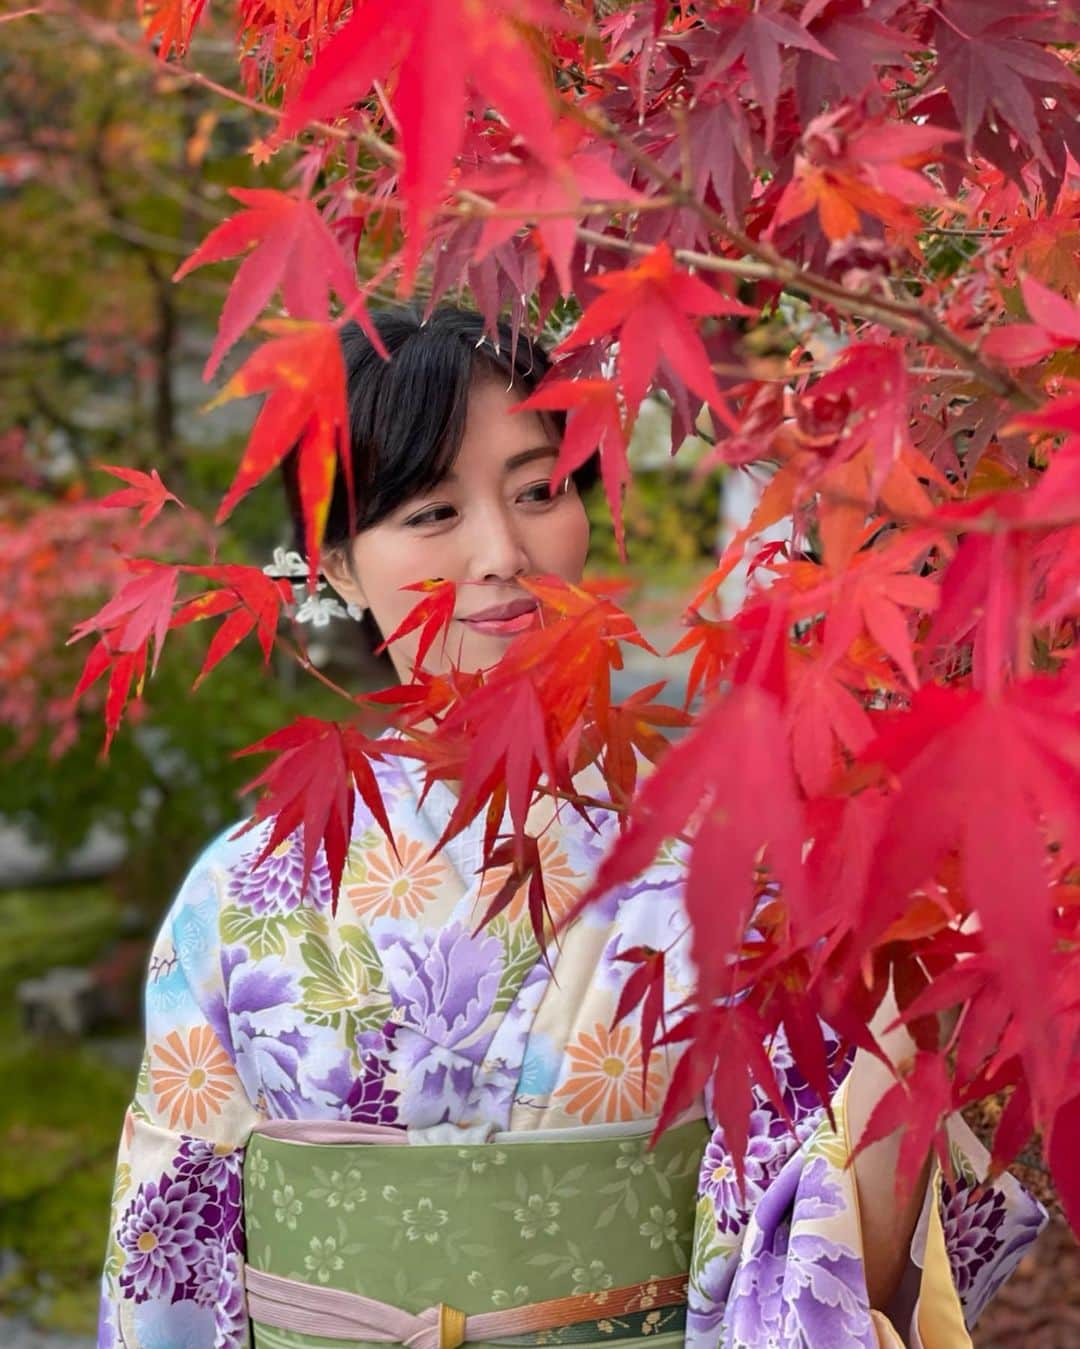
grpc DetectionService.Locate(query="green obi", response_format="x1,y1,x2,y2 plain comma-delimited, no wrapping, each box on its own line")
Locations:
243,1117,710,1349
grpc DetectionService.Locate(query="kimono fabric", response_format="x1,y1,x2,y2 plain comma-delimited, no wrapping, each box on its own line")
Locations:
98,747,1047,1349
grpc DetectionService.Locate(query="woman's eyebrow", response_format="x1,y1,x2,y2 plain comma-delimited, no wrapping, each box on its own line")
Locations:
503,445,559,472
441,445,557,482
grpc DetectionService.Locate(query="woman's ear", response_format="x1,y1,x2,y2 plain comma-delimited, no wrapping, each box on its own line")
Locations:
320,544,367,611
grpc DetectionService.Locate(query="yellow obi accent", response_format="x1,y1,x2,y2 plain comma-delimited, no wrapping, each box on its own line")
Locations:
437,1303,466,1349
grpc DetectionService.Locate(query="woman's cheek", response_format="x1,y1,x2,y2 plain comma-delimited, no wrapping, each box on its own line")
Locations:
545,501,590,579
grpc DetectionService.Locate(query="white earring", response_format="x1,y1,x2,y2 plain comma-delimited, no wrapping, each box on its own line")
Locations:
345,601,367,622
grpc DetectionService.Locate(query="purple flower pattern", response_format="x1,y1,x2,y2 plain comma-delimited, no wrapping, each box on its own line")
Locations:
228,829,332,914
715,1157,878,1349
941,1172,1008,1297
374,918,504,1127
117,1174,221,1303
698,1107,795,1234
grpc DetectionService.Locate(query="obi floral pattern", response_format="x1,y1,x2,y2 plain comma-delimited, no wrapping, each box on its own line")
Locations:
241,1116,706,1342
99,750,1047,1347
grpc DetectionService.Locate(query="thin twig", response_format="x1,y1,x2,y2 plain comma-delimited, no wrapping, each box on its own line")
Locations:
275,633,364,705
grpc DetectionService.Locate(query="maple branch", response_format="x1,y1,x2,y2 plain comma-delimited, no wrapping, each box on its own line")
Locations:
47,2,371,153
725,474,1080,542
540,785,699,850
346,189,679,220
569,107,1034,406
710,361,992,382
921,227,1010,238
273,632,365,706
581,225,1042,406
1,5,48,21
544,786,632,817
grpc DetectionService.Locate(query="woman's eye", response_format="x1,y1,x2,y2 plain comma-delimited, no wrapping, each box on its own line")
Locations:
405,504,456,527
518,481,556,504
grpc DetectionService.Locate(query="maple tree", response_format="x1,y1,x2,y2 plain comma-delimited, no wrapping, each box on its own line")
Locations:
29,0,1080,1234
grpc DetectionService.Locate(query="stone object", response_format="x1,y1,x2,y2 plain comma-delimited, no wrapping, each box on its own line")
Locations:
16,966,102,1038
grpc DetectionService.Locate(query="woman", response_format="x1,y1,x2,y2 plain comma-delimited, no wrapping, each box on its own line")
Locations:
98,305,1045,1349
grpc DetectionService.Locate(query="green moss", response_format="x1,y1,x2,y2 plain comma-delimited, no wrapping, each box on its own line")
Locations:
0,884,131,1331
0,886,120,990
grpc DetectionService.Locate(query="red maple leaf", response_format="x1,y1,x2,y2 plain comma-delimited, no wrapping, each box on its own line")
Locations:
374,579,457,673
669,613,742,708
860,679,1080,1112
578,685,808,999
461,125,641,298
1010,381,1080,436
513,377,631,556
583,680,690,809
170,564,294,688
173,188,378,380
472,833,555,955
611,945,668,1103
933,3,1076,154
849,1049,953,1199
1048,1089,1080,1236
418,576,651,857
654,1002,791,1196
273,0,571,286
982,275,1080,367
655,89,754,225
97,465,184,526
67,561,181,750
437,676,560,862
233,718,396,912
705,0,836,147
776,111,960,246
789,532,941,689
786,648,875,797
924,441,1080,687
795,3,916,123
806,341,917,493
137,0,208,60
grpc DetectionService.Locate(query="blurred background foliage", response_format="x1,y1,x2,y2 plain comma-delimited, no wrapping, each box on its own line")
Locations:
0,13,723,1334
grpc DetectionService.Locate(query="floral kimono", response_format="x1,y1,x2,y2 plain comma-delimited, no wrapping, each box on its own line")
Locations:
98,749,1046,1349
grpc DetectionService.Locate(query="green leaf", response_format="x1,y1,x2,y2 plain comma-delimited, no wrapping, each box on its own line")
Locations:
298,932,383,1025
220,904,288,959
284,905,330,938
492,918,542,1016
594,1199,621,1228
340,922,386,982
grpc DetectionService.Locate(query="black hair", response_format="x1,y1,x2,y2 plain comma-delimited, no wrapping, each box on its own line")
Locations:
281,303,598,565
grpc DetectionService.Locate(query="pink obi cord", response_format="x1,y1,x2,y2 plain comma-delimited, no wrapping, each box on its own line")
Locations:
244,1265,690,1348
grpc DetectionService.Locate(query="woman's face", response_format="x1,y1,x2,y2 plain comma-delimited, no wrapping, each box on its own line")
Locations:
324,375,591,681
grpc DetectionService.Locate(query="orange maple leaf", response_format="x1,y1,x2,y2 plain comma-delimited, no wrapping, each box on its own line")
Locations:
206,320,351,583
556,242,752,420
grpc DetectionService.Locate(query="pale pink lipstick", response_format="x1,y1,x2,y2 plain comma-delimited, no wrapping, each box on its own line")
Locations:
459,597,540,637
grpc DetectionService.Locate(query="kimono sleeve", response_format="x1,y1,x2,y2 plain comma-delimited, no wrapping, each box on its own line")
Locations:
685,1028,1048,1349
98,827,263,1349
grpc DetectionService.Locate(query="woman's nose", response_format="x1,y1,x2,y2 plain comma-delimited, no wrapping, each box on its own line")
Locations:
468,504,530,582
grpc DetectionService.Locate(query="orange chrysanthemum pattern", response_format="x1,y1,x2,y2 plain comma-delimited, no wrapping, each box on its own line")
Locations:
553,1021,664,1124
345,831,448,921
150,1026,236,1130
475,834,583,928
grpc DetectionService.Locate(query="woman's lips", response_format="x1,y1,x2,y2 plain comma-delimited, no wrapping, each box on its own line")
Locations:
459,599,540,637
